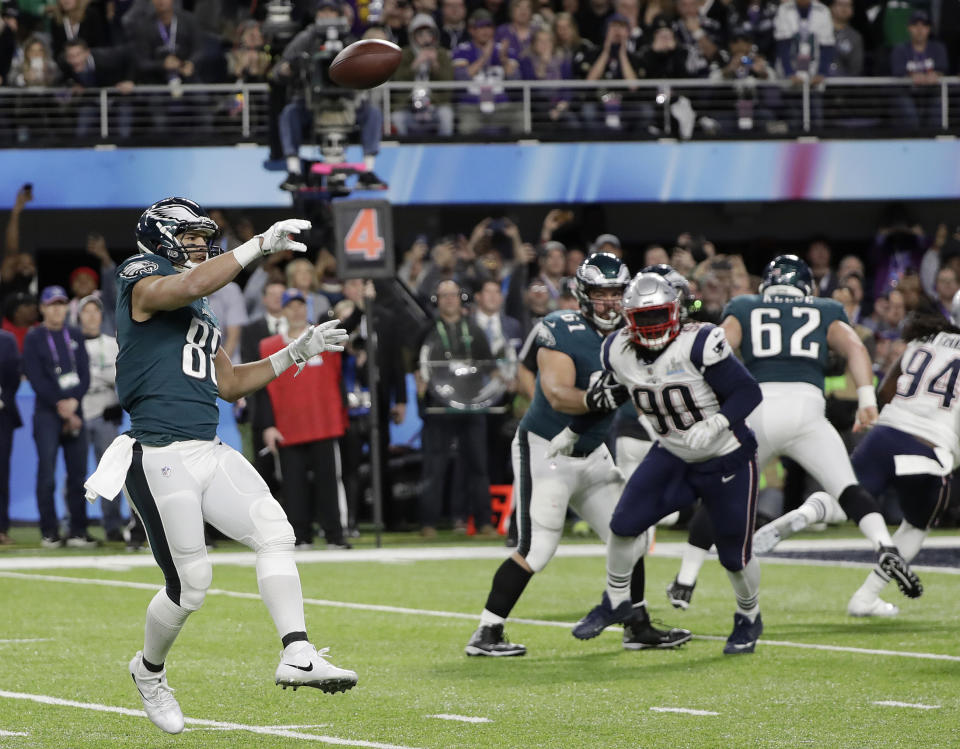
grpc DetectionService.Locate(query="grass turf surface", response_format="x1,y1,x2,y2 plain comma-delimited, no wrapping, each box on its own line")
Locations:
0,531,958,748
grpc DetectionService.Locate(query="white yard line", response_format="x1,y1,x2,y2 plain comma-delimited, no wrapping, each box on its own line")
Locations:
0,729,28,736
649,707,719,716
0,690,421,748
1,570,958,662
427,714,492,723
872,700,940,710
0,639,51,644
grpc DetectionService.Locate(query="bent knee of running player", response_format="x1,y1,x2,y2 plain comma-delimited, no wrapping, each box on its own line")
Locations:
697,456,759,572
610,446,694,538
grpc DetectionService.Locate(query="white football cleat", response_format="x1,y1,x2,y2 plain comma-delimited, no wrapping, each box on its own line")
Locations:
129,651,184,734
847,592,899,617
752,522,783,555
275,643,358,693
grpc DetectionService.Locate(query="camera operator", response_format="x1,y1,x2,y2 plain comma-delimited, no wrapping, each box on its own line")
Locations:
273,0,387,192
393,13,455,136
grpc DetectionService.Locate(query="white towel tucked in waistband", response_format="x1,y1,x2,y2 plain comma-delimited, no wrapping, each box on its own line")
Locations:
84,434,136,503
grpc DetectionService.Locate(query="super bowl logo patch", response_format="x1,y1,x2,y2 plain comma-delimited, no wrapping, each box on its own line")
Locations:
120,259,160,279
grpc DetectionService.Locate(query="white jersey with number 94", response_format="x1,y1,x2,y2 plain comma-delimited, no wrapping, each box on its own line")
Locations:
879,331,960,470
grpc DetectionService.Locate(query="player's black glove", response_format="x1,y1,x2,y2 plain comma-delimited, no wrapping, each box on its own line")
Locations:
583,371,629,413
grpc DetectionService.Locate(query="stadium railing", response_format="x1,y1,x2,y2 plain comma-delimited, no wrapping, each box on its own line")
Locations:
0,77,958,146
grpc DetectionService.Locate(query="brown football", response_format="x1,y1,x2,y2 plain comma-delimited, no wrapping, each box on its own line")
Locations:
329,39,402,89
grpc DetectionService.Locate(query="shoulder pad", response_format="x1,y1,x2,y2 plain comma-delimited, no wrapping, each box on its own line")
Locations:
702,326,732,367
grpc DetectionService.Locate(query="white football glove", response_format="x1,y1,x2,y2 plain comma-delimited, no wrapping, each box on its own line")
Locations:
546,426,579,459
232,219,312,267
269,319,348,376
258,218,312,254
683,413,730,451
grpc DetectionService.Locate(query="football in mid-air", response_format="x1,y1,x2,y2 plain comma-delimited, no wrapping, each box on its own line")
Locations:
329,39,402,89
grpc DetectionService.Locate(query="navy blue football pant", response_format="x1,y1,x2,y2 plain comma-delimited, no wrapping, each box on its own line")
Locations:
34,408,89,538
611,442,759,572
852,425,952,530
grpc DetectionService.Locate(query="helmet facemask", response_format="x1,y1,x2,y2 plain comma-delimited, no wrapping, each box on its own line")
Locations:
625,300,681,350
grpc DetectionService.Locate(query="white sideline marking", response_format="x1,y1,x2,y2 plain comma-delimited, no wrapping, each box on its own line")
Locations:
0,639,51,644
650,707,719,716
0,729,28,736
2,570,959,663
0,690,421,748
427,714,491,723
873,700,940,710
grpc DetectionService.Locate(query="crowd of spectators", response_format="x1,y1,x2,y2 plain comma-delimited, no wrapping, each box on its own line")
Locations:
3,187,960,545
1,0,958,143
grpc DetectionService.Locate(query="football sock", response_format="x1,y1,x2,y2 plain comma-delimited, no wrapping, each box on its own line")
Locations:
605,533,637,607
257,547,306,638
482,557,533,623
727,557,761,622
855,570,889,598
799,493,829,525
858,512,894,549
286,155,300,175
629,555,646,604
677,543,709,587
143,590,190,668
363,154,375,171
891,521,927,562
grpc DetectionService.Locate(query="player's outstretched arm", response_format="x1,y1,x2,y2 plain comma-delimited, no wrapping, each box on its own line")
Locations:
215,319,348,402
133,219,311,317
876,355,903,409
827,319,878,429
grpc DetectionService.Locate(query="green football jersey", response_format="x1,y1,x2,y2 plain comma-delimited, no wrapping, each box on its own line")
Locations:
115,254,223,446
724,294,849,390
519,310,612,453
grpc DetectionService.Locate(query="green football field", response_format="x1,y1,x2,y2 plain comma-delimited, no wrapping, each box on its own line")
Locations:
0,529,958,748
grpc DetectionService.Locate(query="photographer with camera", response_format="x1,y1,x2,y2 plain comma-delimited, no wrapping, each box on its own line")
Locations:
393,13,455,136
273,0,386,192
708,27,777,132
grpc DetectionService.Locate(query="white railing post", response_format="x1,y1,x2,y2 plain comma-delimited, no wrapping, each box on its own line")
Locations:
942,78,949,131
382,86,391,136
802,77,811,132
100,88,109,138
241,84,251,138
522,84,532,134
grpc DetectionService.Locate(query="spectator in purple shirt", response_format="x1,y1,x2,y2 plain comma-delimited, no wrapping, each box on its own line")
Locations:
890,11,947,130
496,0,538,60
520,27,578,129
453,8,522,134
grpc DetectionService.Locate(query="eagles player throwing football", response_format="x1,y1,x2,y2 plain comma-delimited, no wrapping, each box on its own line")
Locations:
554,273,767,654
465,254,690,657
103,198,353,734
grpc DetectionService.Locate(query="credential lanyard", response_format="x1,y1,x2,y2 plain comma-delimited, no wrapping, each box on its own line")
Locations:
435,320,472,359
46,328,76,376
157,16,178,52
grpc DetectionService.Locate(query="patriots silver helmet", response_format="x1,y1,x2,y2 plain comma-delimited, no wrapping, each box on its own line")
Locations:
135,197,221,271
642,263,692,319
622,272,682,351
574,252,631,331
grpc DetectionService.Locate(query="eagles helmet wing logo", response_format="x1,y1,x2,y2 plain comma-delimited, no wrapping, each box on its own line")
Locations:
120,258,160,279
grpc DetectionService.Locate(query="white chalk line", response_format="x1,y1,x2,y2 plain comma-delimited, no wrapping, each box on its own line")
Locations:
1,570,959,662
427,714,492,723
0,728,29,736
872,700,940,710
649,707,719,716
0,690,421,748
0,639,52,644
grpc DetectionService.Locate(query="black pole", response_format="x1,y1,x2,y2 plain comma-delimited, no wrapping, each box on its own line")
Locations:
366,292,384,549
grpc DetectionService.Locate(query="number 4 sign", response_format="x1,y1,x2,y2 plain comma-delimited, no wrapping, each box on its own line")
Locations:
333,199,395,280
